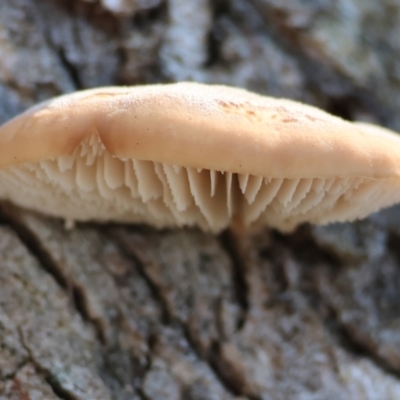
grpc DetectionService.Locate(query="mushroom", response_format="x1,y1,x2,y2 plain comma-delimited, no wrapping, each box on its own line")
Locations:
1,82,400,232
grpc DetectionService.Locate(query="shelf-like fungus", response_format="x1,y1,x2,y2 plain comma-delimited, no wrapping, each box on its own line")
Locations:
1,82,400,232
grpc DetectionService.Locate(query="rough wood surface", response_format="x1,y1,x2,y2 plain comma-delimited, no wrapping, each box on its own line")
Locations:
1,1,400,399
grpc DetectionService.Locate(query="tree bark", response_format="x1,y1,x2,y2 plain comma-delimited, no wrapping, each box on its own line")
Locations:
1,1,400,399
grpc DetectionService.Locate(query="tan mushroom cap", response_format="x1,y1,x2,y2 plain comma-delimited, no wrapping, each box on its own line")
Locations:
1,82,400,232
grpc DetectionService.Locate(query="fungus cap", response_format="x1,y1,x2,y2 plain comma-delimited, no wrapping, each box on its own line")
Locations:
1,82,400,232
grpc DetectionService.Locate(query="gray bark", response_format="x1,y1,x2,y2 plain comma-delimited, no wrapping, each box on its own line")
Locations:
1,1,400,399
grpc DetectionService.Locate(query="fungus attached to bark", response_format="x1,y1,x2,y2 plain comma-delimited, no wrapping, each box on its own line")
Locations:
1,82,400,232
